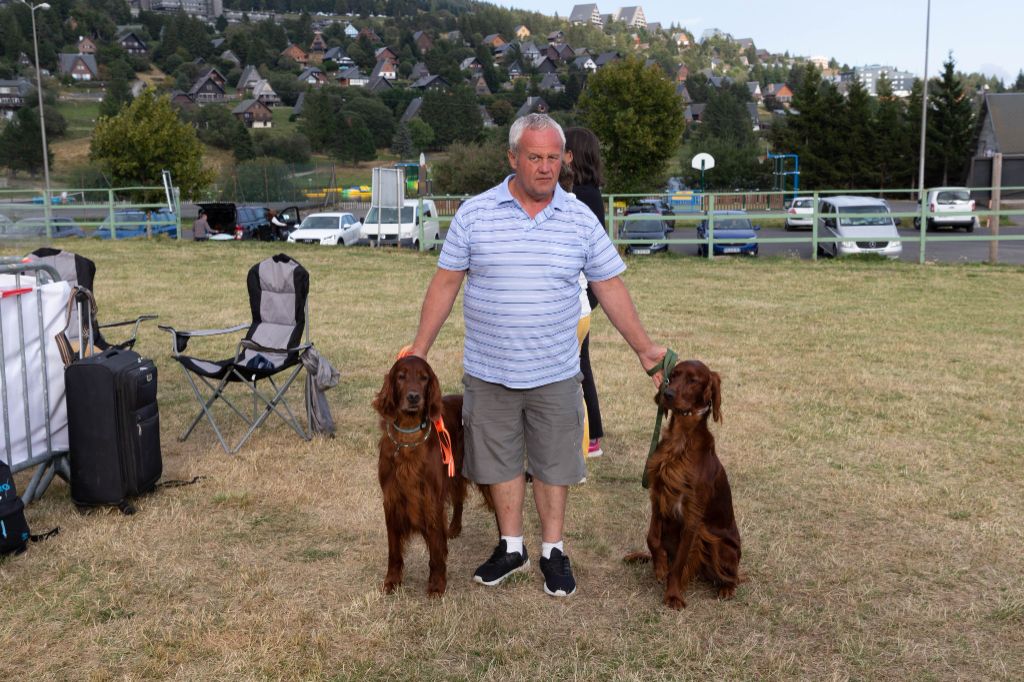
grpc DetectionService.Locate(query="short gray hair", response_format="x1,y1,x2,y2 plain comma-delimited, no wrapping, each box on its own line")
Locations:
509,113,565,154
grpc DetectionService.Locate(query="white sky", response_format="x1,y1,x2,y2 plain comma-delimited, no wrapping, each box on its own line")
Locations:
499,0,1023,81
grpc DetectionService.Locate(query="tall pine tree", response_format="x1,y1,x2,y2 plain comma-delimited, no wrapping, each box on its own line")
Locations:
927,54,975,186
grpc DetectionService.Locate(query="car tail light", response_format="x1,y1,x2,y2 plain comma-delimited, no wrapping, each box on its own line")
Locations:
234,225,243,240
929,203,936,213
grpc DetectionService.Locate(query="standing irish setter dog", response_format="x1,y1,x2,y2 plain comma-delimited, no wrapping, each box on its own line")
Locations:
374,356,469,597
626,359,743,609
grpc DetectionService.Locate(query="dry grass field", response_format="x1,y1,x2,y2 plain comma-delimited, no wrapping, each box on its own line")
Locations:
2,240,1022,681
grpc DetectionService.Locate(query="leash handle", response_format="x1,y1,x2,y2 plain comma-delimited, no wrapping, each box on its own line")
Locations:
642,349,677,489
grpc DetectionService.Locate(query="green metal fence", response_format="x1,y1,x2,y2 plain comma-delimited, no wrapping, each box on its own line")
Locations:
416,187,1024,264
0,186,182,241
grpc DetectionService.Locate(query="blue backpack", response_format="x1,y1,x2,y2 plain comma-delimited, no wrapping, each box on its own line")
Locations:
0,461,58,556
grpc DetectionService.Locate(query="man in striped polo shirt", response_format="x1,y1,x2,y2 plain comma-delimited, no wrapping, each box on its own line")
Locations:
408,113,666,598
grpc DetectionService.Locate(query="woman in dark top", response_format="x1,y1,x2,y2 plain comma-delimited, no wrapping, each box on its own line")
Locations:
565,127,606,457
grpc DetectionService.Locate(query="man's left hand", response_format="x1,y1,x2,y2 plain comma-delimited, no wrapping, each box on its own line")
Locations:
640,345,668,388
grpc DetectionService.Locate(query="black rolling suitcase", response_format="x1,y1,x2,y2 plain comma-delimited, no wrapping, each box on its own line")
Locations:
65,347,162,513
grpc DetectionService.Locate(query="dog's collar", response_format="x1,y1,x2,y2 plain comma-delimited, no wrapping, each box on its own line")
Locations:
677,404,711,417
386,420,431,449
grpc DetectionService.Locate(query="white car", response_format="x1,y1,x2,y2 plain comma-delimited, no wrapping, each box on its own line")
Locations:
286,212,361,246
915,187,976,232
784,197,816,230
818,196,902,259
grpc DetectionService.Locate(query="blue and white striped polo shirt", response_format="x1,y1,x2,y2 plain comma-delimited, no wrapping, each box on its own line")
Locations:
438,175,625,389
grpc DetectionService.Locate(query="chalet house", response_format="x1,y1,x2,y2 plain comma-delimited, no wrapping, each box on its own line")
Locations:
493,43,512,60
412,31,433,53
58,53,98,81
252,79,281,107
746,81,762,101
572,55,597,73
479,105,496,128
116,29,148,56
538,73,564,93
309,31,327,62
410,62,430,80
514,25,531,40
211,37,225,49
441,30,464,45
459,57,482,75
547,31,565,43
470,74,491,96
594,51,622,69
167,90,195,111
736,38,755,51
366,76,392,93
220,50,241,67
747,102,761,131
188,74,225,104
671,32,691,48
515,96,548,118
614,6,647,29
968,93,1024,199
555,44,575,62
238,65,263,93
646,22,662,34
76,36,97,54
232,99,273,129
482,34,506,50
507,61,525,80
0,78,31,120
198,66,227,89
280,44,309,67
568,4,602,28
676,64,689,82
336,67,368,87
371,59,397,80
297,67,328,88
765,82,794,107
375,46,398,63
344,23,358,39
684,103,706,124
400,97,423,124
358,27,381,43
532,56,558,75
519,42,541,61
676,83,692,104
323,47,354,68
410,74,450,92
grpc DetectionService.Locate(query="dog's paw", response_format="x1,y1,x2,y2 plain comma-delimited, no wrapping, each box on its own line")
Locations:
653,563,669,582
623,551,652,563
447,522,462,539
382,580,400,594
427,580,447,597
663,593,686,610
717,585,736,600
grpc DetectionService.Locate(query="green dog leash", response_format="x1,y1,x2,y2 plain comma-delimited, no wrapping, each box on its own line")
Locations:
642,349,678,489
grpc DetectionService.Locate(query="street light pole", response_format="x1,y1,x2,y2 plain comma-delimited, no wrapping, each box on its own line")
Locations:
22,0,53,236
916,0,931,202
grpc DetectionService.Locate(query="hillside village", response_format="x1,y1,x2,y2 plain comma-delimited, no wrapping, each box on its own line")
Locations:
0,0,1021,195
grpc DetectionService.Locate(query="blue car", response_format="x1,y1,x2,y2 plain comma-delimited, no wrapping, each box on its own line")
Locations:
697,212,760,257
93,209,178,239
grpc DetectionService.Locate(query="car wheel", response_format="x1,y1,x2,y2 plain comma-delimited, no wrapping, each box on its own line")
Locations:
697,245,705,257
965,220,975,233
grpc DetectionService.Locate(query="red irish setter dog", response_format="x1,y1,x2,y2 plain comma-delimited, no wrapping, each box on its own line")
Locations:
626,360,743,609
374,356,470,597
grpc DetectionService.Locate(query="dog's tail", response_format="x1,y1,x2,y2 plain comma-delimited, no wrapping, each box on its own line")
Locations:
622,551,652,564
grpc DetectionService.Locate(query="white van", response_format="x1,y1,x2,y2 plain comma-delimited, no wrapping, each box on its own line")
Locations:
360,199,440,249
818,196,902,259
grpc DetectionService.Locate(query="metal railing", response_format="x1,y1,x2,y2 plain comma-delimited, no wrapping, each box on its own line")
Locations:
0,186,182,241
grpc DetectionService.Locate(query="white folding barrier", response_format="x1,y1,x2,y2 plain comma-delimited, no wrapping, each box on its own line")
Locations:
0,263,72,502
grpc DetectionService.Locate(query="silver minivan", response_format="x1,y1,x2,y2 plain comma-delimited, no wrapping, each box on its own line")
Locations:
818,196,902,259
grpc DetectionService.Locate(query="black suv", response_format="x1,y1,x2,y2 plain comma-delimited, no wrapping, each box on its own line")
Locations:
197,203,300,241
625,198,676,228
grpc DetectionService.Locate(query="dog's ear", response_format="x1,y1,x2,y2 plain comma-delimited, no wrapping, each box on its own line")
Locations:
706,370,722,423
372,363,399,417
425,365,443,423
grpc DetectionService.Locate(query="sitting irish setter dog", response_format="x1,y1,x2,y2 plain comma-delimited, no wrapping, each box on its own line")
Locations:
626,360,743,609
374,355,470,597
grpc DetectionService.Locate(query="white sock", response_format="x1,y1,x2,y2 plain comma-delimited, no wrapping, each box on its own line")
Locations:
542,540,564,559
501,535,524,556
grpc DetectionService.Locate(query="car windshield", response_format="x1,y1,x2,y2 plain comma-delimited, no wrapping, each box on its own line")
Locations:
298,216,339,230
711,218,753,231
12,219,62,235
365,206,414,223
837,206,892,226
936,190,970,204
793,199,813,208
621,220,665,235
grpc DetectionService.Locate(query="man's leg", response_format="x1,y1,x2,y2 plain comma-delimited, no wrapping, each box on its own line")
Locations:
532,478,567,543
490,474,526,536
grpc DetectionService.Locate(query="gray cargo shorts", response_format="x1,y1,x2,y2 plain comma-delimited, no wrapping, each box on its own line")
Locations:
461,373,585,486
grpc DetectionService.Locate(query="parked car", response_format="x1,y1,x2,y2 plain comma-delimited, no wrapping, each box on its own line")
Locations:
626,197,675,228
269,206,302,240
361,199,440,249
818,196,902,259
697,212,760,256
1,217,85,240
914,187,976,232
286,212,361,246
197,203,300,241
620,217,670,255
784,196,816,230
93,208,178,239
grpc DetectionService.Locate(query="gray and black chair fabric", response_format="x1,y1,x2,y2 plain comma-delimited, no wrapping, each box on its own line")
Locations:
25,247,156,355
159,254,312,454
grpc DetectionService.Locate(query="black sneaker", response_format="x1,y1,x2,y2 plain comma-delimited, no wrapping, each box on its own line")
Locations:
473,540,530,586
540,548,577,597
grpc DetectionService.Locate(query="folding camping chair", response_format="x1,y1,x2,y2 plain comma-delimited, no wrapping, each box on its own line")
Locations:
24,248,156,355
158,254,313,454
